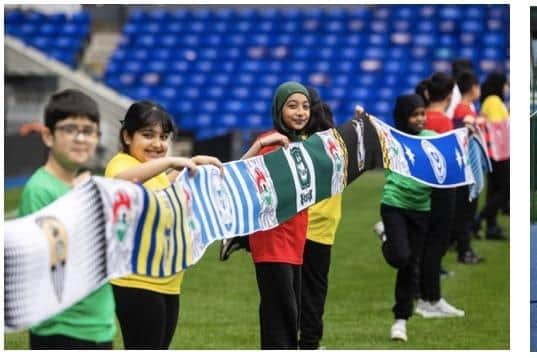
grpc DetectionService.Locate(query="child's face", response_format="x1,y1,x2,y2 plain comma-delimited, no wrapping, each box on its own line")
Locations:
124,123,170,163
407,107,426,133
282,93,310,131
47,116,99,168
471,84,481,101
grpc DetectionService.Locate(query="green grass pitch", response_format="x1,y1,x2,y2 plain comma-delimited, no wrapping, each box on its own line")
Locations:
4,170,509,349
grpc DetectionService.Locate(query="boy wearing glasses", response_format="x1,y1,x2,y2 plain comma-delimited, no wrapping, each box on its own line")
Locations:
18,89,115,349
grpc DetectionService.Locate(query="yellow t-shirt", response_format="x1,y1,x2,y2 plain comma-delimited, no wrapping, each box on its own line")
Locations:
480,95,509,123
104,152,184,295
306,194,342,246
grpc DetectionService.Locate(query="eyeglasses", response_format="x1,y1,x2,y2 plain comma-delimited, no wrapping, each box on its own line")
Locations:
54,124,100,139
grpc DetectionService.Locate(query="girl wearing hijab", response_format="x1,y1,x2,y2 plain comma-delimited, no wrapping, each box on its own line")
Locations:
378,94,434,342
219,86,340,349
241,81,311,349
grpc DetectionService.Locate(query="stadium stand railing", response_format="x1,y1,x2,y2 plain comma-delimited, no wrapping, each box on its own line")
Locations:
6,35,131,168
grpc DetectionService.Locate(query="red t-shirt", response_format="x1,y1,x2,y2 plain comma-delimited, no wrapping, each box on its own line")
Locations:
248,130,308,265
425,109,453,134
453,102,476,129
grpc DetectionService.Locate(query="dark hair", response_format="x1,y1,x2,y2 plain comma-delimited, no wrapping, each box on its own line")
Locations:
452,58,473,80
480,72,507,103
120,100,174,152
304,86,335,135
457,71,479,95
44,89,100,130
415,79,430,106
423,72,454,103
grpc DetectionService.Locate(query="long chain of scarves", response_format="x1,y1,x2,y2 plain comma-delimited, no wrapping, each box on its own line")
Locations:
4,112,488,331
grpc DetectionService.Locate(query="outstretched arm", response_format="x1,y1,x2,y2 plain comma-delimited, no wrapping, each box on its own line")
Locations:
241,132,290,159
114,157,198,184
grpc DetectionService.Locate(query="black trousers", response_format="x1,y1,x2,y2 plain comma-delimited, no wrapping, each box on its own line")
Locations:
452,185,478,256
480,159,509,228
420,188,456,302
255,262,301,349
381,203,429,320
299,240,331,350
29,333,112,349
112,285,179,349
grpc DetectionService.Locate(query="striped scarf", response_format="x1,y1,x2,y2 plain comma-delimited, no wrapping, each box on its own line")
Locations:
4,112,484,331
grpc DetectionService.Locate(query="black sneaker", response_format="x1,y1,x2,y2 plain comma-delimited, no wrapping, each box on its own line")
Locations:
219,237,245,261
458,250,484,264
486,226,507,240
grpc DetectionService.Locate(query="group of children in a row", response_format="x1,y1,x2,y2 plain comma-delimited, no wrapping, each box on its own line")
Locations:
375,60,509,341
18,58,508,348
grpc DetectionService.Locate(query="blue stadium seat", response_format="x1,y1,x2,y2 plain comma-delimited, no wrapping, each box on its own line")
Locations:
438,5,462,20
413,34,435,47
369,20,388,33
364,47,387,59
231,87,249,99
483,33,506,47
461,20,485,33
206,87,224,99
5,10,24,25
72,11,91,25
164,22,184,33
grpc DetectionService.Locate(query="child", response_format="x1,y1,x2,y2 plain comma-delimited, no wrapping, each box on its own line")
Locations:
452,71,484,264
104,100,222,349
473,72,510,240
379,94,434,341
18,89,115,349
298,88,342,350
242,81,311,349
415,73,465,319
218,85,339,349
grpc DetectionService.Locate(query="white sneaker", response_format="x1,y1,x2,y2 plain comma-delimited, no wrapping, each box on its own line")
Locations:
373,221,386,242
415,298,465,318
415,299,434,318
434,298,465,317
390,319,407,342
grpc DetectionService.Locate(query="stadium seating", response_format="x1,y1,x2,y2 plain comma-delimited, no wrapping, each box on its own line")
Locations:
6,5,509,140
5,8,91,68
103,5,508,139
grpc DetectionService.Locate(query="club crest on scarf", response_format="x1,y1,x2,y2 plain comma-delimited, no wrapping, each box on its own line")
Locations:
317,130,346,194
183,185,201,244
35,216,68,302
246,156,278,229
209,169,234,234
112,190,132,242
289,146,314,208
421,139,447,184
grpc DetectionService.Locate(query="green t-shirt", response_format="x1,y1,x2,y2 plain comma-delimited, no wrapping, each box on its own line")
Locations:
18,167,116,343
381,130,435,212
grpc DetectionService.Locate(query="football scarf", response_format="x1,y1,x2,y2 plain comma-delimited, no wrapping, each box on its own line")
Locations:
4,112,486,331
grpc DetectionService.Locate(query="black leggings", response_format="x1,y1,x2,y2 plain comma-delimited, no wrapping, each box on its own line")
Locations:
112,285,179,349
381,203,429,320
255,262,301,349
29,333,112,349
420,188,456,302
299,240,331,350
452,185,478,255
480,159,509,228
